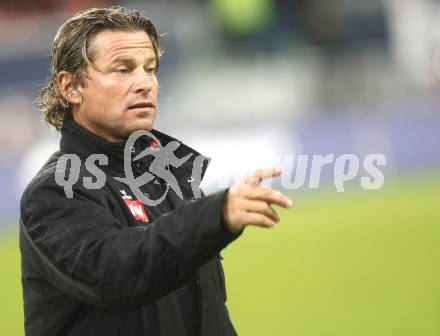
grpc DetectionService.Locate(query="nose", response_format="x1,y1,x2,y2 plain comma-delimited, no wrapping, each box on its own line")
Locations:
132,69,155,94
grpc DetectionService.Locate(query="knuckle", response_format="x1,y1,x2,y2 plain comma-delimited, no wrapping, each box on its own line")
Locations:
258,187,270,196
264,204,271,214
245,177,258,184
258,202,267,212
234,187,246,196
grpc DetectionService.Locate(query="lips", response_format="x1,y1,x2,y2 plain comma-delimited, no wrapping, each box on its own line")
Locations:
128,101,155,109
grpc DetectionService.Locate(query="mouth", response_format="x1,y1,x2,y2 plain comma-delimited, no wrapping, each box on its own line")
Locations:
128,101,156,110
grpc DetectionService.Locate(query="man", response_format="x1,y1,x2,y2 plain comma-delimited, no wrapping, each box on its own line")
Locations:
19,6,292,336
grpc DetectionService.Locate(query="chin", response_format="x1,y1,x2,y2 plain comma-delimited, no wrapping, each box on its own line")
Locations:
128,120,154,133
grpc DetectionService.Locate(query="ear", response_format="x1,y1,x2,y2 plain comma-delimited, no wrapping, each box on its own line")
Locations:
57,71,82,106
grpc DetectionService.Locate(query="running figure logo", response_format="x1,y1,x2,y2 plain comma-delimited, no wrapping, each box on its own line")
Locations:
116,130,193,206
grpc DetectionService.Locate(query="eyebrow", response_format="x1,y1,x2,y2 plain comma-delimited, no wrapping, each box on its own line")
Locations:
110,55,157,65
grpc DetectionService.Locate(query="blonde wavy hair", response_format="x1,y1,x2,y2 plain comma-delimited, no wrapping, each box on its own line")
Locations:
39,6,162,130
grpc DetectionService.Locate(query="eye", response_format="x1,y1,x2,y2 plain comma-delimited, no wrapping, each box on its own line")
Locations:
115,67,129,74
146,67,157,74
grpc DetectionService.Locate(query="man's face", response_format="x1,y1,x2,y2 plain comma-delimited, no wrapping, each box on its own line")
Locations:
73,30,159,142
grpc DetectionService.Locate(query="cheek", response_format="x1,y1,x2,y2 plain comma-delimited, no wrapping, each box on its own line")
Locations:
152,79,159,96
90,83,122,106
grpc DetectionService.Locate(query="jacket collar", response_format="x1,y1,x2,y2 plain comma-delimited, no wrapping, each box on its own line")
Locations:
59,117,210,185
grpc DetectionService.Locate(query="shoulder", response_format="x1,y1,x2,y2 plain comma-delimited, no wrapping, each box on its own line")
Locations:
22,151,61,198
20,151,110,219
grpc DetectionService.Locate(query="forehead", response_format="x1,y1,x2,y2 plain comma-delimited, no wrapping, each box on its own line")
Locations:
89,30,155,62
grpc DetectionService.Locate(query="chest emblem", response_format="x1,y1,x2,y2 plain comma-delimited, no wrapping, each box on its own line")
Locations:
120,190,149,223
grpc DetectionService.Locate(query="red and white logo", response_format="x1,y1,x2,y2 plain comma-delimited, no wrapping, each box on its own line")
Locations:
124,199,149,223
147,138,161,151
120,190,149,223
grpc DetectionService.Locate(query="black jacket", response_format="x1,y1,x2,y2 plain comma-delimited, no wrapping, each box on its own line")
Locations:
19,118,240,336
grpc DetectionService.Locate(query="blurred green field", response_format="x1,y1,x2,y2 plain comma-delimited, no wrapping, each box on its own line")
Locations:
1,174,439,335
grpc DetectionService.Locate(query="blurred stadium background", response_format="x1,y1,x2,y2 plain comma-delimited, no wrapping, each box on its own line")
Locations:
0,0,439,335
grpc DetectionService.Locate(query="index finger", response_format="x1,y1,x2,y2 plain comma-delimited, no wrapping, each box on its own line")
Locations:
245,187,293,208
244,166,283,185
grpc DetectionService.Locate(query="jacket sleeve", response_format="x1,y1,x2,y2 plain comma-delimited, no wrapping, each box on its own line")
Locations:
20,176,240,310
